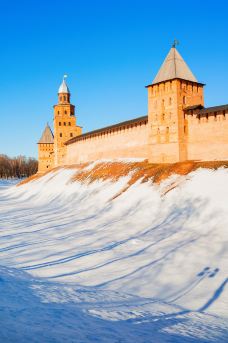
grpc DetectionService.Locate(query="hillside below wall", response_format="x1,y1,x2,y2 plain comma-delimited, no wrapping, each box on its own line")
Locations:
187,116,228,160
65,122,148,164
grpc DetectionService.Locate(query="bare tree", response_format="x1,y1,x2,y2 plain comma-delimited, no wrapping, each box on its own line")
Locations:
0,154,38,179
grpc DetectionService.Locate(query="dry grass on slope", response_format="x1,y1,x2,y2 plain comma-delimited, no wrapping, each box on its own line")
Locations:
18,160,228,189
17,163,89,186
71,160,228,185
70,160,228,199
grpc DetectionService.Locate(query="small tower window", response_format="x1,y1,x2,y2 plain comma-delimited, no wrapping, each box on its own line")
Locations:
70,133,73,137
166,127,169,142
64,96,66,101
58,111,60,114
169,97,172,105
64,122,66,126
59,122,61,126
60,96,62,102
183,96,186,105
60,133,62,137
157,128,161,143
64,110,67,114
69,122,71,126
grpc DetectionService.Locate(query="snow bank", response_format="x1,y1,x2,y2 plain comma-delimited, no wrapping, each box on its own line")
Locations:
0,163,227,342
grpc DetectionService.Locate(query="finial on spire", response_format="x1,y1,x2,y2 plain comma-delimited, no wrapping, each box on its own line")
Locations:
63,74,68,80
172,39,179,48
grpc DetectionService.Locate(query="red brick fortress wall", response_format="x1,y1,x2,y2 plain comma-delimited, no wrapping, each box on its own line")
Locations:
185,108,228,161
65,118,148,164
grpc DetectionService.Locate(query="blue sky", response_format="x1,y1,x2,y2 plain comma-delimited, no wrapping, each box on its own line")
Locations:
0,0,227,158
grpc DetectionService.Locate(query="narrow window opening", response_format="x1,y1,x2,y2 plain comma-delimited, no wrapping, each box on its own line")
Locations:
157,128,161,143
166,127,169,142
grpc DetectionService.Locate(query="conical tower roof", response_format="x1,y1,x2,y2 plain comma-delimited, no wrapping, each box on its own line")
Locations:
152,47,198,84
38,124,54,144
58,76,70,94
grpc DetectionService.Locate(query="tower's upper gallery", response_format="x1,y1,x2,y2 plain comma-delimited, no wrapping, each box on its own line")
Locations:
152,46,198,85
58,76,70,94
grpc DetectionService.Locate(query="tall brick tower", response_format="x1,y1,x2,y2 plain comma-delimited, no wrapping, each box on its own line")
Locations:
53,76,82,166
147,43,204,163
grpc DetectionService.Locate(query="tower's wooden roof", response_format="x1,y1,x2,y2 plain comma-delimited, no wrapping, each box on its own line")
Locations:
151,47,198,85
38,124,54,144
184,104,228,114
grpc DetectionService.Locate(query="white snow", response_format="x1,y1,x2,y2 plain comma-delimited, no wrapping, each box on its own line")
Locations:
0,165,227,342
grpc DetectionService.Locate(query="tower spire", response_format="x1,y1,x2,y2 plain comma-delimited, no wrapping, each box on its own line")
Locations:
58,75,70,103
58,75,70,94
152,44,197,84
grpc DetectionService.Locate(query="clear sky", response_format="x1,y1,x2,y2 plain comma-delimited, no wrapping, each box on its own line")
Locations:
0,0,228,158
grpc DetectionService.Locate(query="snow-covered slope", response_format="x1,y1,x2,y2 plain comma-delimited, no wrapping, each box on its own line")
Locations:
0,164,227,342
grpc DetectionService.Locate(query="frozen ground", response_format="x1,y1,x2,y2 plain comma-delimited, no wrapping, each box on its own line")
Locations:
0,165,227,342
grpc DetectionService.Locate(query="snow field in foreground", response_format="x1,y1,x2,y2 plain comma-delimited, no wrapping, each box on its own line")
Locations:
0,165,227,342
